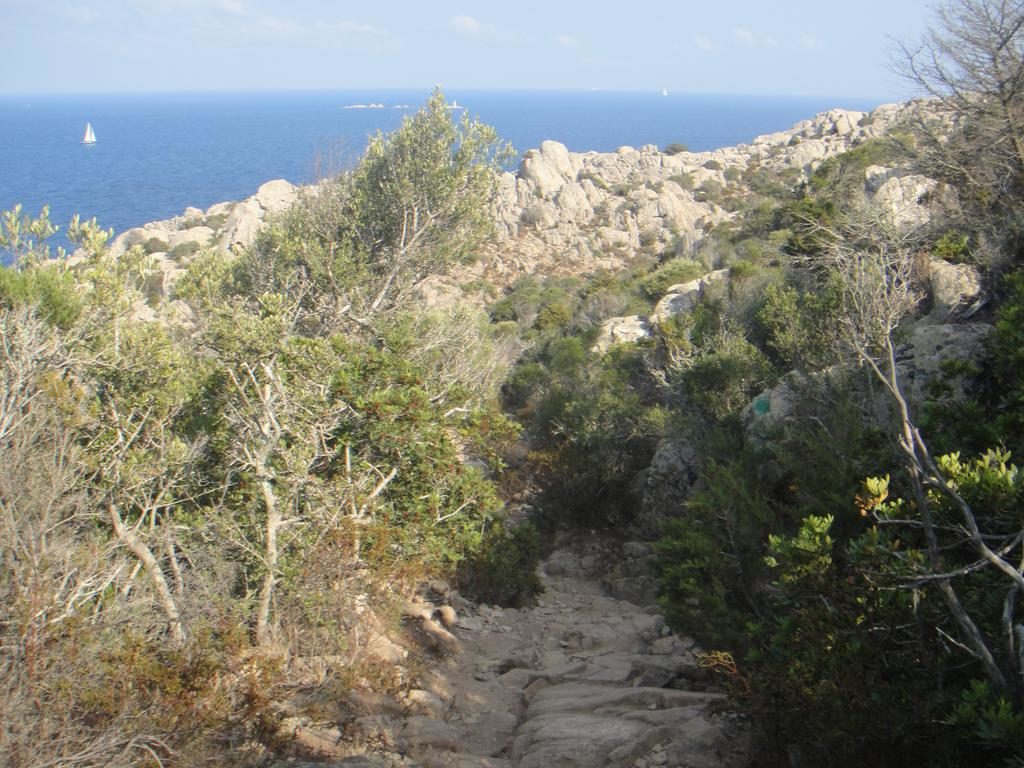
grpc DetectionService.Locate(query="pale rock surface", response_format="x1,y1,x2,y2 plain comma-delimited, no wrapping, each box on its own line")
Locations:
640,439,701,526
898,323,995,408
255,178,299,213
927,257,984,322
219,199,264,252
593,315,653,352
868,174,953,229
168,226,214,251
650,270,729,326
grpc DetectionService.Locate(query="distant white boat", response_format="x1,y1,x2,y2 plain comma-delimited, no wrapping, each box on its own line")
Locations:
81,122,96,144
447,99,464,110
661,88,669,97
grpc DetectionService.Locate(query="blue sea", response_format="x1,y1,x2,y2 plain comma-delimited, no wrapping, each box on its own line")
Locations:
0,89,882,245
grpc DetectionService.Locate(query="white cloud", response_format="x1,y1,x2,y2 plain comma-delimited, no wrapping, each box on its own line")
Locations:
217,0,246,15
450,14,484,37
734,28,756,46
315,20,380,36
763,36,780,48
56,3,98,24
556,33,581,49
694,36,718,52
800,33,823,49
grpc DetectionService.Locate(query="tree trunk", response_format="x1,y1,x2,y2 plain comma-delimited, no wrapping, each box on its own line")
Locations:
255,471,280,646
108,501,184,643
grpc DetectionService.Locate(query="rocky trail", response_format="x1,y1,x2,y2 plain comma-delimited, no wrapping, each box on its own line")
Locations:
277,537,750,768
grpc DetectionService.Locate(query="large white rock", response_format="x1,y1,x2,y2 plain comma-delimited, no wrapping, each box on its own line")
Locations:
519,148,570,198
869,174,958,229
593,315,652,352
167,226,214,250
109,227,150,256
649,269,729,325
898,323,994,407
254,179,298,213
928,257,984,322
218,199,263,252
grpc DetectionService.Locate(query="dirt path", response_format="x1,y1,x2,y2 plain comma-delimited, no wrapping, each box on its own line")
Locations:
280,537,750,768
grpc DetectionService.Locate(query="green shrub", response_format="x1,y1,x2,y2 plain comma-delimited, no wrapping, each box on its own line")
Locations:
695,180,724,204
143,236,169,254
669,173,695,191
638,258,705,299
664,143,690,155
169,240,201,262
457,520,544,606
0,263,82,328
677,332,772,420
703,159,723,171
933,230,971,263
723,166,742,183
204,212,229,231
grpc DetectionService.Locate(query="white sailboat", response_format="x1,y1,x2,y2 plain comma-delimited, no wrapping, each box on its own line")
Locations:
661,88,669,97
81,122,96,144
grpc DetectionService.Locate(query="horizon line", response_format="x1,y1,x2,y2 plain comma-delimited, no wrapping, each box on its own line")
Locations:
0,85,907,104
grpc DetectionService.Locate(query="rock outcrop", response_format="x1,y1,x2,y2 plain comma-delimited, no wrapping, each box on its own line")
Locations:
473,102,922,292
97,100,934,317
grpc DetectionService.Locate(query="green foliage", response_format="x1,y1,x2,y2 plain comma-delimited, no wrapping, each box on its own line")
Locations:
764,514,833,581
0,92,529,761
668,172,695,191
677,331,773,421
993,269,1024,452
637,258,705,299
933,230,972,262
655,444,781,650
142,236,169,254
169,240,201,262
754,278,844,370
948,680,1024,753
458,520,544,606
695,179,724,204
241,88,512,327
663,142,689,155
518,335,666,526
0,262,81,328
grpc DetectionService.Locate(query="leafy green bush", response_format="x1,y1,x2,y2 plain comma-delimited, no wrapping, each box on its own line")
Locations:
142,236,169,254
933,230,971,262
695,180,723,204
0,263,81,328
458,520,544,606
638,258,705,299
677,332,773,420
668,173,695,191
664,142,690,155
169,240,201,262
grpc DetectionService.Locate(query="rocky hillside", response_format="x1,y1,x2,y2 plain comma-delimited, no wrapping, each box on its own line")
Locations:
102,100,941,316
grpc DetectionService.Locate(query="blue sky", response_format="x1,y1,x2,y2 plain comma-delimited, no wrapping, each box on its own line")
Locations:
3,0,933,99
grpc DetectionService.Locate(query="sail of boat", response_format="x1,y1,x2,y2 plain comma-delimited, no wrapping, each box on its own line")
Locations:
82,122,96,144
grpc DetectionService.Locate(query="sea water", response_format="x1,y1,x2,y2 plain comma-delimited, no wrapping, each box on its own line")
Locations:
0,89,882,244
